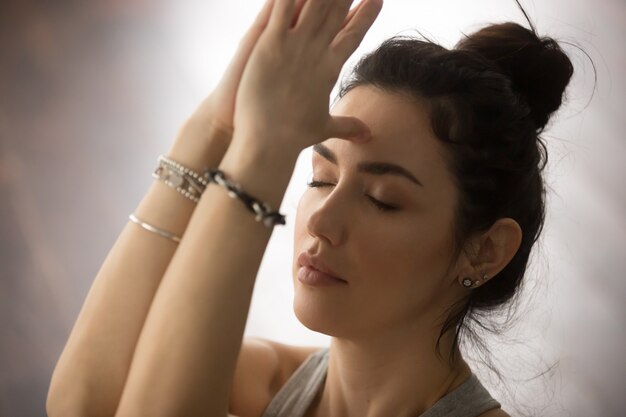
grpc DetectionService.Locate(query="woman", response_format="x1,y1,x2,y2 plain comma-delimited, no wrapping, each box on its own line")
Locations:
47,0,574,416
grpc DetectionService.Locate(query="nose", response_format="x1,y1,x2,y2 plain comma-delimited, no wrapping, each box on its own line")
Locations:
305,185,350,246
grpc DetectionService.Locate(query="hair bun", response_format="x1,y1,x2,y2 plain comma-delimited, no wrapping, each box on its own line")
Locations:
455,22,574,131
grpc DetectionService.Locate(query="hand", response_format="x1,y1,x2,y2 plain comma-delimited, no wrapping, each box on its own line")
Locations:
169,0,311,167
232,0,383,156
183,0,309,138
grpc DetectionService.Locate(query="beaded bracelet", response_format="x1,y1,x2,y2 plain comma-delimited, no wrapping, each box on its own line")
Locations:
152,155,208,203
131,155,285,244
203,168,286,228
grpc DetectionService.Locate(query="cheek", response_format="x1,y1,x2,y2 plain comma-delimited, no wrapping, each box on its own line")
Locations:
357,222,452,306
292,195,312,273
361,239,410,283
293,194,309,242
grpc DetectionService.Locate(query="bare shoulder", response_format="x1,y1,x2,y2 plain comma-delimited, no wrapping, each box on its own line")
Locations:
478,409,511,417
228,337,324,417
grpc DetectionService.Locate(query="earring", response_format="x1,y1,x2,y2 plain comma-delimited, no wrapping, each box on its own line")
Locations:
461,274,489,288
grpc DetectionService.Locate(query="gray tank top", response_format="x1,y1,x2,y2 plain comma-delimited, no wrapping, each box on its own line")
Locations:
260,347,501,417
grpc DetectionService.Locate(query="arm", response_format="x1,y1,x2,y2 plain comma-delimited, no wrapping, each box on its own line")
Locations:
113,0,382,414
112,137,298,417
46,119,231,417
47,0,280,413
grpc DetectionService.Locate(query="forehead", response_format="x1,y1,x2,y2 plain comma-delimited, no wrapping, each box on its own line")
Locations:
332,85,432,138
320,85,450,183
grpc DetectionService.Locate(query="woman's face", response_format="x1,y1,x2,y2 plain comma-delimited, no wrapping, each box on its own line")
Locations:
292,85,462,339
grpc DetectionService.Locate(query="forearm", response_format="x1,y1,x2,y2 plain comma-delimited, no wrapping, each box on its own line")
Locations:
47,120,231,417
113,137,297,417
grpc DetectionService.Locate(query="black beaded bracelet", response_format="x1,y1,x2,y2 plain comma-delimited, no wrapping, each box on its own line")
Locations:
203,168,286,228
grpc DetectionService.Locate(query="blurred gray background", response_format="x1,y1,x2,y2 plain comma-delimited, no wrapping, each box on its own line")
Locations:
0,0,624,416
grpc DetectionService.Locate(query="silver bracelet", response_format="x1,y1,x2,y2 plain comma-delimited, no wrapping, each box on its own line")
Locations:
128,213,182,243
153,155,208,203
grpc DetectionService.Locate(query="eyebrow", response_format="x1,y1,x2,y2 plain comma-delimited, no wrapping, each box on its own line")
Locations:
312,143,424,188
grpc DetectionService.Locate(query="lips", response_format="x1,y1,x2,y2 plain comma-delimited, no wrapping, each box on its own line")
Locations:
297,252,347,282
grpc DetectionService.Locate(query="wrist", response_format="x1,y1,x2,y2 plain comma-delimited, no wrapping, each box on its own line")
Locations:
216,137,298,215
166,118,233,172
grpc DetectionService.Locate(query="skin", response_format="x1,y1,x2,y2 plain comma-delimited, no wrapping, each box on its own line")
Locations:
292,84,523,417
48,0,517,415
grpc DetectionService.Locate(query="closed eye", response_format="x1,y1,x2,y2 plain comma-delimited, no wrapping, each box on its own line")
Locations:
306,180,399,212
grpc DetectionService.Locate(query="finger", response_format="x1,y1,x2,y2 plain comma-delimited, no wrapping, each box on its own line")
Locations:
337,0,365,32
268,0,296,33
330,0,383,63
317,0,354,45
221,0,275,97
206,0,298,141
237,0,275,50
325,115,372,142
251,0,275,30
318,0,365,47
289,0,308,28
293,0,333,37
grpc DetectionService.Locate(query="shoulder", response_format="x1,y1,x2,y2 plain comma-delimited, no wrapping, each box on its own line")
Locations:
477,409,511,417
229,337,324,417
260,337,325,387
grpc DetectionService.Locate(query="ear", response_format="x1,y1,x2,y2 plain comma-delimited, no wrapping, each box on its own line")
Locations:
456,218,523,287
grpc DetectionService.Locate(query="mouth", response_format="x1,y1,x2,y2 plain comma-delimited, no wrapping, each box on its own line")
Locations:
297,265,348,286
297,251,347,283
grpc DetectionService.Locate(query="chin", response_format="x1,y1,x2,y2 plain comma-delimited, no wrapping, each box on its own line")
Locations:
292,286,348,337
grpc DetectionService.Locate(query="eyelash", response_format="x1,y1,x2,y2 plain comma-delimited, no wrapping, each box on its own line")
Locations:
306,180,398,212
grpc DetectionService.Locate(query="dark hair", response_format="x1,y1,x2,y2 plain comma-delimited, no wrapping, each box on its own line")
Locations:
334,2,574,375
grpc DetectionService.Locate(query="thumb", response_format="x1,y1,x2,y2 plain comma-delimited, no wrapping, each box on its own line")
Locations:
325,116,372,142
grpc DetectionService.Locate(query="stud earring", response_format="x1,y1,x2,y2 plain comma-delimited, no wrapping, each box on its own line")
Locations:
461,274,489,288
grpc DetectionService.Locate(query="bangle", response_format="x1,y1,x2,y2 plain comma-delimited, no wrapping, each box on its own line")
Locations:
128,213,182,243
153,155,208,203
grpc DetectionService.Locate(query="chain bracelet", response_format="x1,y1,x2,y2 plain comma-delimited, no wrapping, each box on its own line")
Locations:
203,168,286,228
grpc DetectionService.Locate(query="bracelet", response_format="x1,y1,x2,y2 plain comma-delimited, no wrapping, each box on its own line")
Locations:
150,154,286,229
153,155,208,203
204,168,286,228
128,213,182,243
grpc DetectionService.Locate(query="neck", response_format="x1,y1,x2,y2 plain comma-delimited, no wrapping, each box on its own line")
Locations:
309,325,472,417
